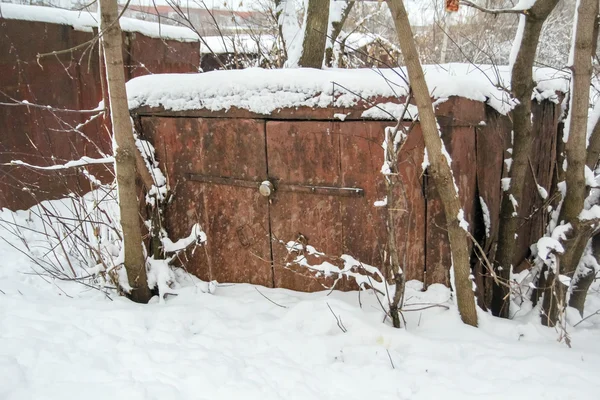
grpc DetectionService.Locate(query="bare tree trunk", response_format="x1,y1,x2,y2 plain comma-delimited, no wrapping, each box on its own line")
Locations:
540,268,566,327
538,0,599,324
324,1,355,67
273,0,288,66
386,0,477,327
383,123,408,328
544,0,599,322
99,0,151,303
491,0,558,318
585,19,600,170
585,115,600,169
560,0,597,227
298,0,330,68
569,233,600,315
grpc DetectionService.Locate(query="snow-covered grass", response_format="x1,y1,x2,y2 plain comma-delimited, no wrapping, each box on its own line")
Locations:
1,194,600,400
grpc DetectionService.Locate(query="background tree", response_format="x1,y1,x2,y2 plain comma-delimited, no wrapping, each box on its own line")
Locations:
297,0,330,68
325,1,354,67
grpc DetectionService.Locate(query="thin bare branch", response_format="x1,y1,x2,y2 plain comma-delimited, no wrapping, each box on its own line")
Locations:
460,1,528,15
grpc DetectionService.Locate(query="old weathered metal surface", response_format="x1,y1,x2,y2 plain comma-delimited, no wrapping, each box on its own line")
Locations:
267,120,346,291
476,107,511,247
513,100,561,271
0,20,108,211
135,97,564,293
187,173,364,197
141,117,274,287
0,19,200,211
132,95,488,125
425,125,478,287
473,107,511,307
126,32,200,79
339,121,426,283
188,174,262,190
161,118,427,292
266,119,426,291
275,182,364,197
435,97,487,127
0,18,564,293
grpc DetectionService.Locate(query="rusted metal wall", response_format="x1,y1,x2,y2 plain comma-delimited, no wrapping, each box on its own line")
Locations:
134,97,561,291
0,18,200,211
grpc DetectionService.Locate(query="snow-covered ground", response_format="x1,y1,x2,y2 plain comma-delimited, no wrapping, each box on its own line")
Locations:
1,194,600,400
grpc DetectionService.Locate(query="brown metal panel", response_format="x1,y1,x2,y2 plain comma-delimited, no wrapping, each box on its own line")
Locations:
476,108,511,247
514,100,560,270
0,19,201,211
127,32,200,78
141,117,273,286
426,125,477,287
0,20,109,211
435,97,487,127
132,96,489,125
473,107,511,308
267,120,345,291
339,121,426,283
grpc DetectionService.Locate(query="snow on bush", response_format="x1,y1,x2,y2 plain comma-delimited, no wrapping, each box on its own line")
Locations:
532,223,571,271
0,183,205,302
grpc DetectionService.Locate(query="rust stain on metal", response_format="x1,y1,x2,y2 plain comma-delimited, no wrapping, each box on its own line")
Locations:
339,121,426,283
267,121,345,291
0,20,565,293
476,108,511,248
137,98,530,293
0,19,200,211
514,101,561,270
140,117,274,287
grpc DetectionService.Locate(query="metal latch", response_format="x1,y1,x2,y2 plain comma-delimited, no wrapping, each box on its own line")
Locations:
187,173,364,198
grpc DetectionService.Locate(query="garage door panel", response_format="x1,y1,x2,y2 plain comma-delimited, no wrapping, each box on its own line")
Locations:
339,121,426,283
267,120,346,291
267,121,341,185
269,192,343,291
142,116,273,286
202,185,272,287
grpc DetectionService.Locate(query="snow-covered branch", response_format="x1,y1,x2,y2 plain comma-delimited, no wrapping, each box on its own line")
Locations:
6,156,114,170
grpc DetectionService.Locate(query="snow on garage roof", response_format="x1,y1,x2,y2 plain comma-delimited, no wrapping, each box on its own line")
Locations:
126,64,569,116
0,3,199,42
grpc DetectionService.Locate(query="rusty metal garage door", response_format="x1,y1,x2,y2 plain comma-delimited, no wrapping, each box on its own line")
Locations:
141,116,426,291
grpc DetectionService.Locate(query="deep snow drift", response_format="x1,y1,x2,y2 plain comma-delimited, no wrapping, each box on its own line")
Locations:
1,193,599,400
